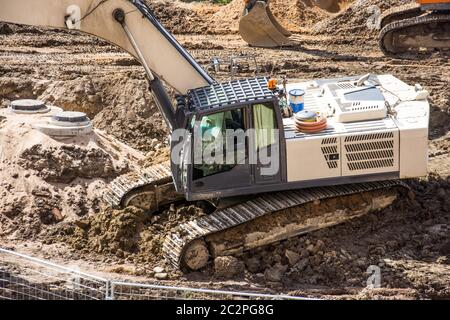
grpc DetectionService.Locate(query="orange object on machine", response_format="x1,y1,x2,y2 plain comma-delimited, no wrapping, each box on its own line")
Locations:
295,111,328,134
268,78,277,90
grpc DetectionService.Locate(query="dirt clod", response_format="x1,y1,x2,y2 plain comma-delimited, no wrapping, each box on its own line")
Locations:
214,256,245,279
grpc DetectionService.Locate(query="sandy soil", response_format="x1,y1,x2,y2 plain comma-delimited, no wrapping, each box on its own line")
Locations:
0,0,449,299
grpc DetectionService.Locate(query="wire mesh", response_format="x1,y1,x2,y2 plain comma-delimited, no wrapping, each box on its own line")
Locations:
0,248,109,300
109,282,313,301
0,247,314,300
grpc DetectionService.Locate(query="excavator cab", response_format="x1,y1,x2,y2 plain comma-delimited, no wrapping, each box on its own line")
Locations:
174,78,284,201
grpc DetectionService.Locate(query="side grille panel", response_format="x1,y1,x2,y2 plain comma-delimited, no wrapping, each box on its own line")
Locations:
321,138,340,171
342,130,399,176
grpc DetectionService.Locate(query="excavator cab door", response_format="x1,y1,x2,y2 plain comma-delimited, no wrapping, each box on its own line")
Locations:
250,101,282,184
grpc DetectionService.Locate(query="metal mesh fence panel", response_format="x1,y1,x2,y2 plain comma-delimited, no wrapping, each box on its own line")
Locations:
0,247,313,300
0,248,109,300
110,282,313,300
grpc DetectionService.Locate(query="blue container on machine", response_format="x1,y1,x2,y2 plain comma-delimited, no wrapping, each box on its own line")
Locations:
289,89,305,114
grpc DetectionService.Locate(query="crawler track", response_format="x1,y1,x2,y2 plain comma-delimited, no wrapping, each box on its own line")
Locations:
379,2,422,29
380,13,450,56
103,161,173,210
104,163,407,271
163,180,407,270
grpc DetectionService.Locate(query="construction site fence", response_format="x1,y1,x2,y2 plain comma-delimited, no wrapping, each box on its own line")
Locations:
0,248,313,301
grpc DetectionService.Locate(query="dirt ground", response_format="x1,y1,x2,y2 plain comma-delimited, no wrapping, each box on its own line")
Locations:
0,0,449,299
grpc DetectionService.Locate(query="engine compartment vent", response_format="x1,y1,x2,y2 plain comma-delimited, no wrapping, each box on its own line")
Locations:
342,131,399,176
321,138,339,170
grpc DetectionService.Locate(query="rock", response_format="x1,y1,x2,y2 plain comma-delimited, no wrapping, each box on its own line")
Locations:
356,258,367,268
264,263,288,283
309,255,322,267
266,281,283,290
306,240,325,255
294,258,309,271
244,256,262,273
315,240,325,251
437,188,446,200
285,250,301,266
155,272,168,280
214,256,244,279
153,266,165,273
150,138,159,148
440,240,450,255
298,248,309,258
74,219,88,230
52,208,64,222
427,224,448,237
253,273,265,282
0,23,13,35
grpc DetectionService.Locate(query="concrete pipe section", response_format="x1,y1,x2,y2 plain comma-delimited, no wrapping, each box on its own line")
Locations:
34,111,93,137
9,99,50,114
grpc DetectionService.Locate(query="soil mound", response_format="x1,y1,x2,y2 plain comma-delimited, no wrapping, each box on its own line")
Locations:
0,107,143,239
53,204,206,270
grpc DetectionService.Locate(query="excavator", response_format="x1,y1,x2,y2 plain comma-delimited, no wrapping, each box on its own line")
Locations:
0,0,430,271
380,0,450,55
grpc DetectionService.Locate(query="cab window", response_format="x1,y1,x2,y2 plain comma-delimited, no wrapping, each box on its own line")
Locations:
252,103,277,150
193,108,246,180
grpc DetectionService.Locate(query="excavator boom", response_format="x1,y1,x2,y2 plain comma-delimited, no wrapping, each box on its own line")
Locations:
0,0,213,95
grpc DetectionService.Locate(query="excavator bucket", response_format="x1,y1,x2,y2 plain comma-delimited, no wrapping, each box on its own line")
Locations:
239,1,297,47
238,0,341,48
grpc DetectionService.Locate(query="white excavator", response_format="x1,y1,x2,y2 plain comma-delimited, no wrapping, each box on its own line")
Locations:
0,0,430,271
